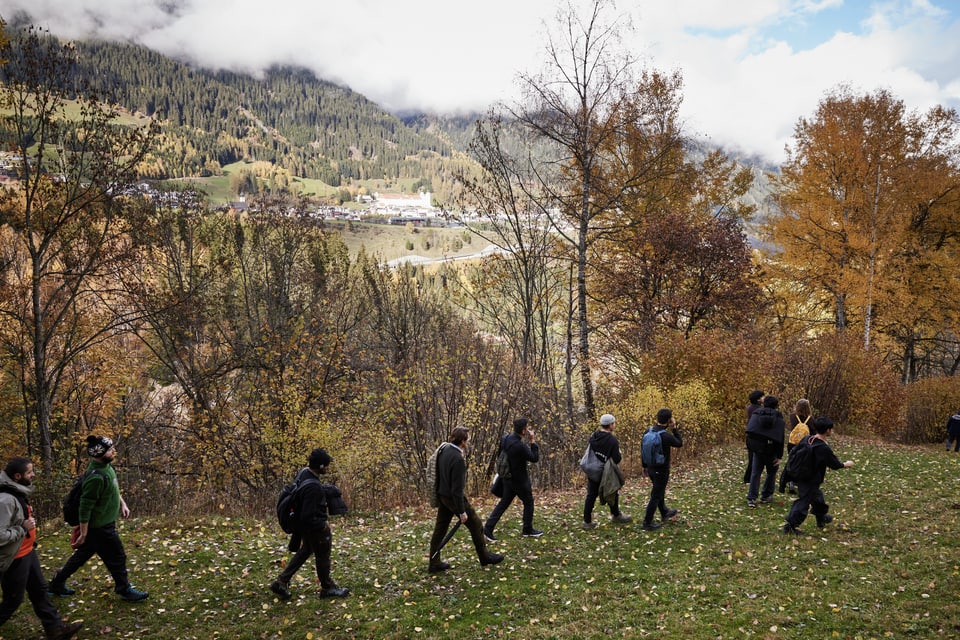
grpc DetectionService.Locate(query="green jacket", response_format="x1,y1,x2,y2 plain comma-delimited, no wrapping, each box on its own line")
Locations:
80,460,121,528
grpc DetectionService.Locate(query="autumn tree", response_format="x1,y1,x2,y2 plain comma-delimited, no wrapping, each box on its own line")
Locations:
768,87,960,380
0,27,155,471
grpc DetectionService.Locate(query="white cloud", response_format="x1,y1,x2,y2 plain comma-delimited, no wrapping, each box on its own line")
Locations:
1,0,958,164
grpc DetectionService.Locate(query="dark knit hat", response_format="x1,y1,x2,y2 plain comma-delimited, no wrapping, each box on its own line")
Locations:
308,448,332,469
86,435,114,458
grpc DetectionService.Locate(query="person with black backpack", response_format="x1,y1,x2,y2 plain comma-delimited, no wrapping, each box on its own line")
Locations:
1,457,83,640
48,436,147,603
483,418,542,542
782,417,854,535
640,409,683,531
269,448,349,600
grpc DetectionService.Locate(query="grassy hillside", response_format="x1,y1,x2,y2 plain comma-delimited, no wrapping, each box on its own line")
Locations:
8,439,957,639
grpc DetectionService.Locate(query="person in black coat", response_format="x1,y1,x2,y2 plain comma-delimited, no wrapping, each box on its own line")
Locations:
269,449,349,600
946,412,960,452
641,408,683,531
428,427,504,573
783,417,853,534
483,418,541,541
745,395,786,507
582,414,632,529
743,390,764,483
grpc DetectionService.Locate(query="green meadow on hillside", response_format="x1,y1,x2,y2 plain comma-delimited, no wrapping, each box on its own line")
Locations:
5,439,958,639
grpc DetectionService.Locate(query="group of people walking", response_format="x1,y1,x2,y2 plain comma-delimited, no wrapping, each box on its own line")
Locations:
2,395,862,636
1,436,147,640
743,391,854,534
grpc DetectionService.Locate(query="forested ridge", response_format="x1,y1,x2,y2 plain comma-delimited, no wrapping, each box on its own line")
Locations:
66,38,468,185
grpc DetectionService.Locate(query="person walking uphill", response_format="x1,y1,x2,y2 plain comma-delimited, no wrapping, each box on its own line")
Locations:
1,457,83,640
745,395,786,508
582,414,631,529
48,436,148,603
270,448,349,600
641,409,683,531
484,418,542,541
783,417,853,534
429,427,504,573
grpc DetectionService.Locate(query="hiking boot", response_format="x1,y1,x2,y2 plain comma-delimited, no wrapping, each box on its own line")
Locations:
480,553,504,566
581,521,597,530
641,521,662,531
782,523,803,535
116,585,148,602
270,580,291,601
522,529,544,538
611,513,632,524
48,582,75,597
483,529,498,543
663,508,678,520
747,499,757,508
46,621,82,640
428,561,451,574
816,514,834,528
319,586,350,598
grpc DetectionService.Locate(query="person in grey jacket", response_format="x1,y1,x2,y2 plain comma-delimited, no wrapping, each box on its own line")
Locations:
1,457,83,640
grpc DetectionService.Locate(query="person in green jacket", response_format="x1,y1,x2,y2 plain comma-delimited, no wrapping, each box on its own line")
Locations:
48,436,148,602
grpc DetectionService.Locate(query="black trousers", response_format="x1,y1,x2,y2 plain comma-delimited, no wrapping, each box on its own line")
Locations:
51,521,130,592
278,525,335,589
785,481,829,527
0,550,62,632
484,478,534,534
644,467,671,524
429,495,488,566
583,478,621,522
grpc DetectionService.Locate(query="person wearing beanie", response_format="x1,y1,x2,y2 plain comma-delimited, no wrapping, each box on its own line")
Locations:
483,417,542,541
48,436,148,603
745,395,786,508
782,417,854,535
582,413,631,529
0,457,83,639
270,448,349,600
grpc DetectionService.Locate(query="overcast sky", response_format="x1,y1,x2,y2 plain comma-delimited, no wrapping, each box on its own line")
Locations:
2,0,958,164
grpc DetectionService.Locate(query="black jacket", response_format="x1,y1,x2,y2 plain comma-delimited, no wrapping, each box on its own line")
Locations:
292,467,328,531
746,407,786,460
805,437,846,485
436,444,467,514
644,425,683,469
500,433,539,486
588,429,622,465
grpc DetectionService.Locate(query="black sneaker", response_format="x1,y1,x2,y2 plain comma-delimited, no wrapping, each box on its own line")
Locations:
747,500,757,508
117,585,148,602
319,586,350,598
428,561,451,574
480,553,504,566
759,497,773,504
483,529,498,543
782,523,802,535
663,508,678,520
270,580,291,601
641,521,662,531
522,529,544,538
48,583,75,597
816,514,834,528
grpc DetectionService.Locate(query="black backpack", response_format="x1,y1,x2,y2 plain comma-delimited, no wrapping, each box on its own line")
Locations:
62,469,107,526
276,475,319,534
785,436,821,483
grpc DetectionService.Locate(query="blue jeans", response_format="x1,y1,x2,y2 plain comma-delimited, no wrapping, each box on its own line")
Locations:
747,452,778,501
